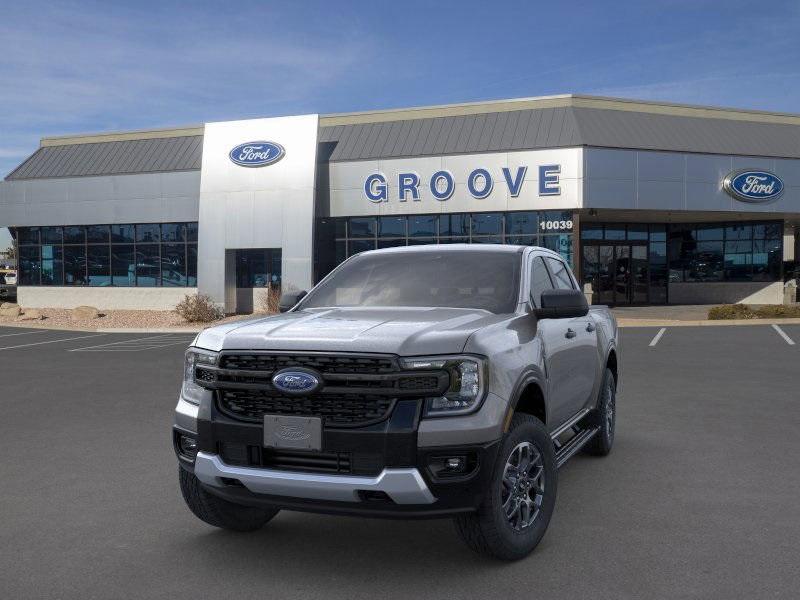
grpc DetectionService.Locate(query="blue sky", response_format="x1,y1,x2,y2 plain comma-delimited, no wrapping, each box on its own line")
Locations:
1,0,800,249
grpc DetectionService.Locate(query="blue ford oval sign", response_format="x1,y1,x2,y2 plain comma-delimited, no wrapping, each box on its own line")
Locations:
229,141,285,167
723,170,784,203
272,369,321,395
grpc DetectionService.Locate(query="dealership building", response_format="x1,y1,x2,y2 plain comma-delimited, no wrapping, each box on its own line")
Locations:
0,94,798,311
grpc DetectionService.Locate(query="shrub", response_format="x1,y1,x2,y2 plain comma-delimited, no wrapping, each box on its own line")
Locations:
754,304,800,318
708,303,800,320
175,294,223,322
707,304,757,320
256,283,282,314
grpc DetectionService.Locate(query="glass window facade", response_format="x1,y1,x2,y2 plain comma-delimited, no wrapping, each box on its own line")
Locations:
315,211,574,282
14,223,198,287
581,221,783,305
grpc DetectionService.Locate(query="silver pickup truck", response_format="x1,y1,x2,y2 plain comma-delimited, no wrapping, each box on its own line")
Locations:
174,245,619,560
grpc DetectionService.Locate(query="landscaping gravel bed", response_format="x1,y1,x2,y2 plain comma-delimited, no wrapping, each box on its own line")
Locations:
0,307,260,331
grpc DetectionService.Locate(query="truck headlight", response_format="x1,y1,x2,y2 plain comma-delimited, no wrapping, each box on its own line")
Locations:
401,356,487,417
182,348,218,405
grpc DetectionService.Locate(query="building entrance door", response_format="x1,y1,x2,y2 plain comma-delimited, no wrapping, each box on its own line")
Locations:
582,242,649,305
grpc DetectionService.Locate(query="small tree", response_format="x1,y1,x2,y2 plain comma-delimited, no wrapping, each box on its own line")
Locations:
2,245,14,260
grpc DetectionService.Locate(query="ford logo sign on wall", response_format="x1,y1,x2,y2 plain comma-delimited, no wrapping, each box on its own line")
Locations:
272,369,321,395
229,141,285,167
723,170,784,203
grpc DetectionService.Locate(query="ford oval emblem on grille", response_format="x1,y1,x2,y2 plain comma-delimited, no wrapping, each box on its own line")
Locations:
272,369,321,395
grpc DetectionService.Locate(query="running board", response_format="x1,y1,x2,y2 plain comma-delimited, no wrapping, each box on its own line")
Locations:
554,426,600,468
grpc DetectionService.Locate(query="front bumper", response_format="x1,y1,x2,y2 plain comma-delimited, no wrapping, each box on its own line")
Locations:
195,452,435,504
174,392,503,518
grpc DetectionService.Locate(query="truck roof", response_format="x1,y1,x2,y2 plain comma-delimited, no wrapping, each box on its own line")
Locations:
361,243,561,258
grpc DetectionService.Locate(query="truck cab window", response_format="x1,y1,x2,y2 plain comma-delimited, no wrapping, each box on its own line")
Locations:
530,256,555,307
545,257,575,290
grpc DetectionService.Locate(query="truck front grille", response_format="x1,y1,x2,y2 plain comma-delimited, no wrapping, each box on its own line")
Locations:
218,389,395,427
206,352,448,428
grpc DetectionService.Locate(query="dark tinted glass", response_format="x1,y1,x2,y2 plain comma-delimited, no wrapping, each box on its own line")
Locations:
409,215,437,237
162,223,185,242
162,244,187,286
41,227,63,244
604,224,626,240
377,238,406,249
649,224,667,242
581,224,602,240
19,246,40,285
63,226,85,244
300,250,520,314
753,222,781,239
186,222,199,242
136,224,161,243
506,212,537,235
627,225,648,240
111,224,135,243
348,239,375,255
112,245,135,286
18,227,40,245
334,219,347,238
41,244,63,285
471,213,502,235
378,216,405,237
187,245,198,286
87,245,111,286
440,214,469,236
64,246,87,285
506,235,537,246
725,224,752,240
349,217,376,238
86,225,109,243
530,257,554,307
696,225,723,241
136,245,160,286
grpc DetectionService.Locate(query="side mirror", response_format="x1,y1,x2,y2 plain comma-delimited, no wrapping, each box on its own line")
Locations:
534,289,589,319
279,290,308,313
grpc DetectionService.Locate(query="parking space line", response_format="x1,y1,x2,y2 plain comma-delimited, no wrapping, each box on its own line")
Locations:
0,333,106,351
69,334,194,352
771,324,796,346
648,327,666,347
0,330,49,339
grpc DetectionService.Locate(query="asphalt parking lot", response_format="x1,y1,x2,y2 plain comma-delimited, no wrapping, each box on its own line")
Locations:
1,324,799,600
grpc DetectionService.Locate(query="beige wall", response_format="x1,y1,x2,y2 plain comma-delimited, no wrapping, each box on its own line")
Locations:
17,287,197,310
668,282,784,305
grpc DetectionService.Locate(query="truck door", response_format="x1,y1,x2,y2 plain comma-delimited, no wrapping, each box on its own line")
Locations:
533,256,599,429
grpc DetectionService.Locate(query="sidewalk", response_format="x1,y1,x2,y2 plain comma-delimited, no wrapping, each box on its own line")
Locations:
610,304,800,327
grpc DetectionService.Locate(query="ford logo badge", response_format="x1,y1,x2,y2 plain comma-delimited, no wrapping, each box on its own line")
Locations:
229,141,285,168
723,169,784,203
272,369,321,395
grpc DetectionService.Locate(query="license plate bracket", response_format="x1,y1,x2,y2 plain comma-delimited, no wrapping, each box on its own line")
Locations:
263,415,322,451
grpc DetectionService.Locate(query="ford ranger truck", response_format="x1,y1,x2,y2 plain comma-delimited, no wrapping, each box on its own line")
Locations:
174,245,619,560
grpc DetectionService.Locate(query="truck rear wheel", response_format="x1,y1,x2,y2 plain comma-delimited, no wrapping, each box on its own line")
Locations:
584,368,616,456
179,468,279,532
454,414,557,560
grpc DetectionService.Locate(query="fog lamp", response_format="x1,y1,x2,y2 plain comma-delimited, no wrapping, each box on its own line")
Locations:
178,435,198,459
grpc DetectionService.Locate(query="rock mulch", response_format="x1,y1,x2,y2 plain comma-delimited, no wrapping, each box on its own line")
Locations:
0,307,260,330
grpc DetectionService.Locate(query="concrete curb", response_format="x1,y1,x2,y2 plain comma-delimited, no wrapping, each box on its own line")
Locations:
618,318,800,328
0,321,204,333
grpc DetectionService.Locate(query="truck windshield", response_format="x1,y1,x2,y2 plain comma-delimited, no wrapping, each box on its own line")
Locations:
299,249,520,314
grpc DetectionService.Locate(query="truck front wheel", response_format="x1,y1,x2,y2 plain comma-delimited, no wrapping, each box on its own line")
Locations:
454,414,557,560
179,468,279,532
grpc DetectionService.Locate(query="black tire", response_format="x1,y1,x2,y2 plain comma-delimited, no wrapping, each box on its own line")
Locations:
584,368,616,456
179,468,279,532
454,414,557,561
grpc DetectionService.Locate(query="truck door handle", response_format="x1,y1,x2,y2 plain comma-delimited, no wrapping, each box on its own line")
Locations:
565,328,577,339
586,322,596,332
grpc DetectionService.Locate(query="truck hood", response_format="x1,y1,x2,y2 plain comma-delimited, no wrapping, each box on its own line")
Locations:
193,307,506,356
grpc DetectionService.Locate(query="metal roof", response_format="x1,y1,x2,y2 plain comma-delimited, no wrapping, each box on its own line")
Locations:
6,135,203,180
320,106,800,161
319,107,582,161
8,94,800,180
